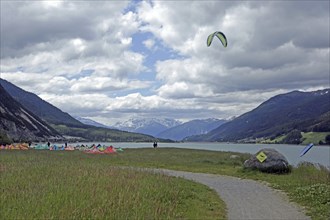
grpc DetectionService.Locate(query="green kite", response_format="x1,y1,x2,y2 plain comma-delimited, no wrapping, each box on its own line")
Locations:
207,31,227,48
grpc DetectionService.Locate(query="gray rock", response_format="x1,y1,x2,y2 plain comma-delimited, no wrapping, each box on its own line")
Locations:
244,148,290,173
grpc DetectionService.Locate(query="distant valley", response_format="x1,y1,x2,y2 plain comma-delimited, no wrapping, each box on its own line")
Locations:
156,118,227,141
75,117,228,141
1,78,329,145
112,118,182,137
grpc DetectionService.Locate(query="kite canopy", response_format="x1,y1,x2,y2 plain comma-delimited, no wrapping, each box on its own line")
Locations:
34,144,49,150
116,147,124,152
104,147,116,154
300,143,314,157
207,31,227,47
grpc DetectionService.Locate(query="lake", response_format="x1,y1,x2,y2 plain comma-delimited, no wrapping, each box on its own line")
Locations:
77,142,330,168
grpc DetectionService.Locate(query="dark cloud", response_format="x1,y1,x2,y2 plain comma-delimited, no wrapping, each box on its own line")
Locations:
0,1,126,58
248,1,329,50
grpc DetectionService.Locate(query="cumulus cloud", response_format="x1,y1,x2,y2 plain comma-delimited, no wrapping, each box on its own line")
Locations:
138,1,329,97
1,1,329,125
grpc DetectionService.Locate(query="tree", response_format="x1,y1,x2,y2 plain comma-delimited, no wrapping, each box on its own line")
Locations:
325,134,330,145
0,131,12,145
281,130,302,144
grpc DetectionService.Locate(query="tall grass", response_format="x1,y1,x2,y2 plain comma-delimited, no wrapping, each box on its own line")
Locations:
84,147,328,220
88,147,251,176
1,147,328,219
0,150,225,219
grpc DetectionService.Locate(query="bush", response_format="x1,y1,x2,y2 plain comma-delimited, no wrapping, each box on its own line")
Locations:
325,134,330,145
0,131,12,145
281,130,302,144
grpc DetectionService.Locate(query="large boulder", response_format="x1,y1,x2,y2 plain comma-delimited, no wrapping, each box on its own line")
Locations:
244,148,290,173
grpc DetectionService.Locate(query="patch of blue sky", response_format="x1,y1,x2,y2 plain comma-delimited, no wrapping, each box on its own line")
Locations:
123,0,142,14
121,1,185,97
126,30,186,97
130,31,183,78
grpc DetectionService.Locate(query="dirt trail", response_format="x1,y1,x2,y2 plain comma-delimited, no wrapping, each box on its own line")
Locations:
149,169,310,220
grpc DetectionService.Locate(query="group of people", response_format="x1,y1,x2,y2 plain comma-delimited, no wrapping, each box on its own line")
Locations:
35,141,159,149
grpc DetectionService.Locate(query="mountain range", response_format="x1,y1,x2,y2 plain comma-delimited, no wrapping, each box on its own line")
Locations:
0,79,157,143
1,79,84,127
73,116,111,129
187,89,330,142
112,118,182,137
74,117,228,141
1,78,329,144
157,118,227,141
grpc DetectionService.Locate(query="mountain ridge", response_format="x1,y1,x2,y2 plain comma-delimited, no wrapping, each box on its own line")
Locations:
0,79,159,142
0,79,85,127
157,118,227,141
0,84,61,143
112,118,182,137
191,89,330,142
74,116,111,129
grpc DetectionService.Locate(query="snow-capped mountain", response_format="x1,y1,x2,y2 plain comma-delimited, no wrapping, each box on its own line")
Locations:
112,118,182,137
157,118,227,141
74,116,111,129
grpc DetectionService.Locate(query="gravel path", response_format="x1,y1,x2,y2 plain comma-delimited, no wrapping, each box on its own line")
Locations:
149,169,310,220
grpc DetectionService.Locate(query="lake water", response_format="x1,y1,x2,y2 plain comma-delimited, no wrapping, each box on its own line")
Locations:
77,142,330,168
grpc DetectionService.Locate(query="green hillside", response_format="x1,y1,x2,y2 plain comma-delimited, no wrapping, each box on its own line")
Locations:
1,79,84,127
188,89,330,144
52,124,158,142
260,132,330,145
0,84,60,143
0,79,158,142
301,132,330,145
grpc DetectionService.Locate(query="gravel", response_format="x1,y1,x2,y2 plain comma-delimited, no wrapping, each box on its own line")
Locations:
149,169,311,220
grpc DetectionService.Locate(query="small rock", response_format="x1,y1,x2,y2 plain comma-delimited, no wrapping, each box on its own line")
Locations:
230,155,240,159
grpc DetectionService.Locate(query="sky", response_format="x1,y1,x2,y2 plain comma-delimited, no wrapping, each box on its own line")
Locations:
1,0,329,125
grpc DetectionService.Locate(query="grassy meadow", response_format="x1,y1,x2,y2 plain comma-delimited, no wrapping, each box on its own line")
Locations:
1,147,329,219
301,132,330,145
0,149,225,219
260,132,330,145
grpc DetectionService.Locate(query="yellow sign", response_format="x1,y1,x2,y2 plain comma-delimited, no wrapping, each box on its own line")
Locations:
256,151,267,163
